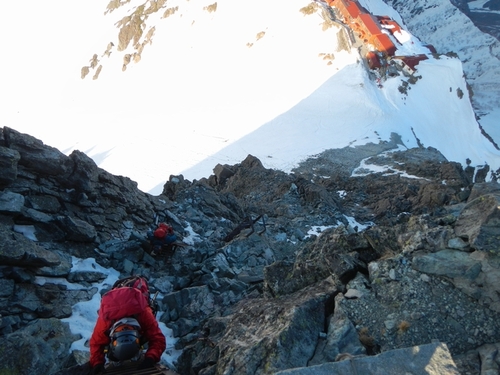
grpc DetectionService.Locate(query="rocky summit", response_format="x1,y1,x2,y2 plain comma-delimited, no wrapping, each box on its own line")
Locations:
0,126,500,375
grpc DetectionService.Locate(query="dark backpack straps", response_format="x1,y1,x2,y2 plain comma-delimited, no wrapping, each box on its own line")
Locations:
112,275,147,289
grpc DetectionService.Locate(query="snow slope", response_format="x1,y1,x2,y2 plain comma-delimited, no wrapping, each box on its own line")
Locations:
1,0,499,195
383,0,500,144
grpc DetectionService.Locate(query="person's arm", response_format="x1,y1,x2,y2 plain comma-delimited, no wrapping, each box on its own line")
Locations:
89,316,110,367
139,307,166,362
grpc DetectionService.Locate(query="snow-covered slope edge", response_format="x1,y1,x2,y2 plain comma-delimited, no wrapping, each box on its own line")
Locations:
176,1,499,191
3,0,499,196
380,0,500,145
179,54,499,190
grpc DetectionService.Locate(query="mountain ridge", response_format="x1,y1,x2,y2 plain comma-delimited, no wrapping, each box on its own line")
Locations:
5,0,499,195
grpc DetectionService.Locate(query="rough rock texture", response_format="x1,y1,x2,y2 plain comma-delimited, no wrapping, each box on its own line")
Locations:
274,342,460,375
0,127,499,375
454,183,500,254
0,318,80,375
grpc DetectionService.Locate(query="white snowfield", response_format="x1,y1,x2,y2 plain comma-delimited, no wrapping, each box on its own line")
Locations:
2,0,499,195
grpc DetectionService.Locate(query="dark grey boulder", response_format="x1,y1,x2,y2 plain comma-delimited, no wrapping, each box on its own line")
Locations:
273,342,460,375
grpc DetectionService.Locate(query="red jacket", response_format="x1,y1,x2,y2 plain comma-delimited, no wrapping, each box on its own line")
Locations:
89,288,166,367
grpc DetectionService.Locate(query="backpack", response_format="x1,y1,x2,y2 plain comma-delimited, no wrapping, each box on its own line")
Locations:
99,276,159,323
153,223,173,239
112,275,151,301
153,227,167,239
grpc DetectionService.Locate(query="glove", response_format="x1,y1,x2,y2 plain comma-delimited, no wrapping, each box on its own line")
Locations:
90,363,105,375
137,357,156,370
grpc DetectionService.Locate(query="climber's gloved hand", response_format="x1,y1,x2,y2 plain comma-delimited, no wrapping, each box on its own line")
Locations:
137,356,156,370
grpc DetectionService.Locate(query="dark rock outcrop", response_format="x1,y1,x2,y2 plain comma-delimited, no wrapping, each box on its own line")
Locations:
0,127,499,375
274,342,460,375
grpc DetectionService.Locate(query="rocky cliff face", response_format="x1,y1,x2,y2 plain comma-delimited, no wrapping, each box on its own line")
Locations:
463,0,500,40
1,126,500,375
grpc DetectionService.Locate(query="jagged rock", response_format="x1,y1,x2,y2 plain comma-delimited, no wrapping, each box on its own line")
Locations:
273,342,460,375
447,236,470,251
413,250,500,312
208,277,247,296
411,249,482,279
162,174,191,201
23,207,54,224
162,286,215,324
36,250,73,277
468,181,500,201
56,216,97,242
0,145,20,186
264,227,373,297
26,194,62,213
343,250,500,357
0,225,61,267
0,190,25,213
213,163,235,186
102,238,145,264
0,318,80,375
1,127,500,375
179,278,337,375
309,293,366,365
171,180,243,222
215,154,296,216
478,343,500,375
152,276,174,294
295,177,341,209
66,150,101,192
0,277,15,297
3,283,70,319
454,185,500,254
4,127,74,179
66,271,108,284
263,260,296,297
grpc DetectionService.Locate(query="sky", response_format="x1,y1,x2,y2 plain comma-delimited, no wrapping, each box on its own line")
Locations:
2,0,499,195
3,0,500,369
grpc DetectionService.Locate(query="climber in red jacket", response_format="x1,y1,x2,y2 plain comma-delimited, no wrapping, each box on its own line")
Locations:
89,284,166,374
147,222,177,255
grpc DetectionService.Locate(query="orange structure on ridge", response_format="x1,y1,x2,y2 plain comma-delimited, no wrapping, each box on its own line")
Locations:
325,0,397,56
323,0,433,72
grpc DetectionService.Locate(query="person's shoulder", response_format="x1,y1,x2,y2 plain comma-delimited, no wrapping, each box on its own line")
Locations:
137,306,156,320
